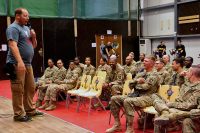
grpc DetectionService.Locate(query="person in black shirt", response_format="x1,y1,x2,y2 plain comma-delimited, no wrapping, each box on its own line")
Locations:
157,41,166,58
176,39,186,58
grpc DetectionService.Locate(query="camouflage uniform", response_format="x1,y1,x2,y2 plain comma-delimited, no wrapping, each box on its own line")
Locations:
169,71,185,87
75,63,85,77
123,64,138,78
52,66,67,83
183,66,190,71
82,64,96,78
153,82,200,133
164,63,173,76
37,65,58,101
37,65,58,85
131,60,136,66
45,68,79,102
135,61,144,73
123,70,159,115
76,64,96,88
106,63,125,95
96,64,112,82
182,117,200,133
155,68,170,85
108,70,159,132
182,101,200,133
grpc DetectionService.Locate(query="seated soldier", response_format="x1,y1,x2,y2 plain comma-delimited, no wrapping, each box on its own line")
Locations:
96,57,111,76
156,57,185,131
93,58,112,108
74,56,84,76
40,60,79,111
135,53,145,73
123,56,137,78
183,56,193,70
106,55,159,133
75,57,96,89
36,58,58,107
180,57,194,79
152,65,200,133
128,52,136,66
169,58,185,87
83,57,96,77
37,59,66,108
154,59,170,85
162,55,173,76
182,108,200,133
103,55,125,109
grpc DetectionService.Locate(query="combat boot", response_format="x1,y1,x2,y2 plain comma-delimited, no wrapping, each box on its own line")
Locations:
38,100,49,109
154,110,170,125
125,115,134,133
45,101,56,111
36,100,42,108
106,118,122,133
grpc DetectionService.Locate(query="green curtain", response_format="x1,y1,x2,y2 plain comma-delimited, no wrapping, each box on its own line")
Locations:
58,0,73,18
0,0,7,15
9,0,58,17
1,0,138,19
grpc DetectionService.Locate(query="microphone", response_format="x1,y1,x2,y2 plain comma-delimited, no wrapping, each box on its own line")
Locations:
26,21,32,30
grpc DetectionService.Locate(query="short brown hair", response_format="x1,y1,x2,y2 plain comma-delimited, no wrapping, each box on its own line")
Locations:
156,58,165,64
146,55,156,62
15,8,27,16
85,57,91,61
173,58,184,68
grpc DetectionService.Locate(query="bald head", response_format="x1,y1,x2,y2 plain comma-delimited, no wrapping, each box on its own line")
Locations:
125,56,132,66
15,8,27,16
162,55,170,64
110,55,117,61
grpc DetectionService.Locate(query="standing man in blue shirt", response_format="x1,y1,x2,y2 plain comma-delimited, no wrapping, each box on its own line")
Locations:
6,8,43,122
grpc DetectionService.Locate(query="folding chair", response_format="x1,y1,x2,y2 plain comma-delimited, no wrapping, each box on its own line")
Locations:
76,76,105,114
142,85,180,133
97,71,107,81
66,75,91,110
126,73,132,80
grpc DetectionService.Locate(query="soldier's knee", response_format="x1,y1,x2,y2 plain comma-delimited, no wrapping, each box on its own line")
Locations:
124,97,140,107
183,118,193,126
111,95,118,101
124,98,132,106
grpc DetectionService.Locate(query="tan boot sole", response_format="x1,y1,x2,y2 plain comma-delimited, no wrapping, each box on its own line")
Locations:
45,106,56,111
106,128,122,133
38,104,49,110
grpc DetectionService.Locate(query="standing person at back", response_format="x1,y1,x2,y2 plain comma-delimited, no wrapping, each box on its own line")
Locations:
156,41,166,58
176,39,186,58
6,8,43,122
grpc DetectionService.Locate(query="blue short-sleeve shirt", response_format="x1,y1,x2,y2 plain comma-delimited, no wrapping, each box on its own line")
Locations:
6,22,34,66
